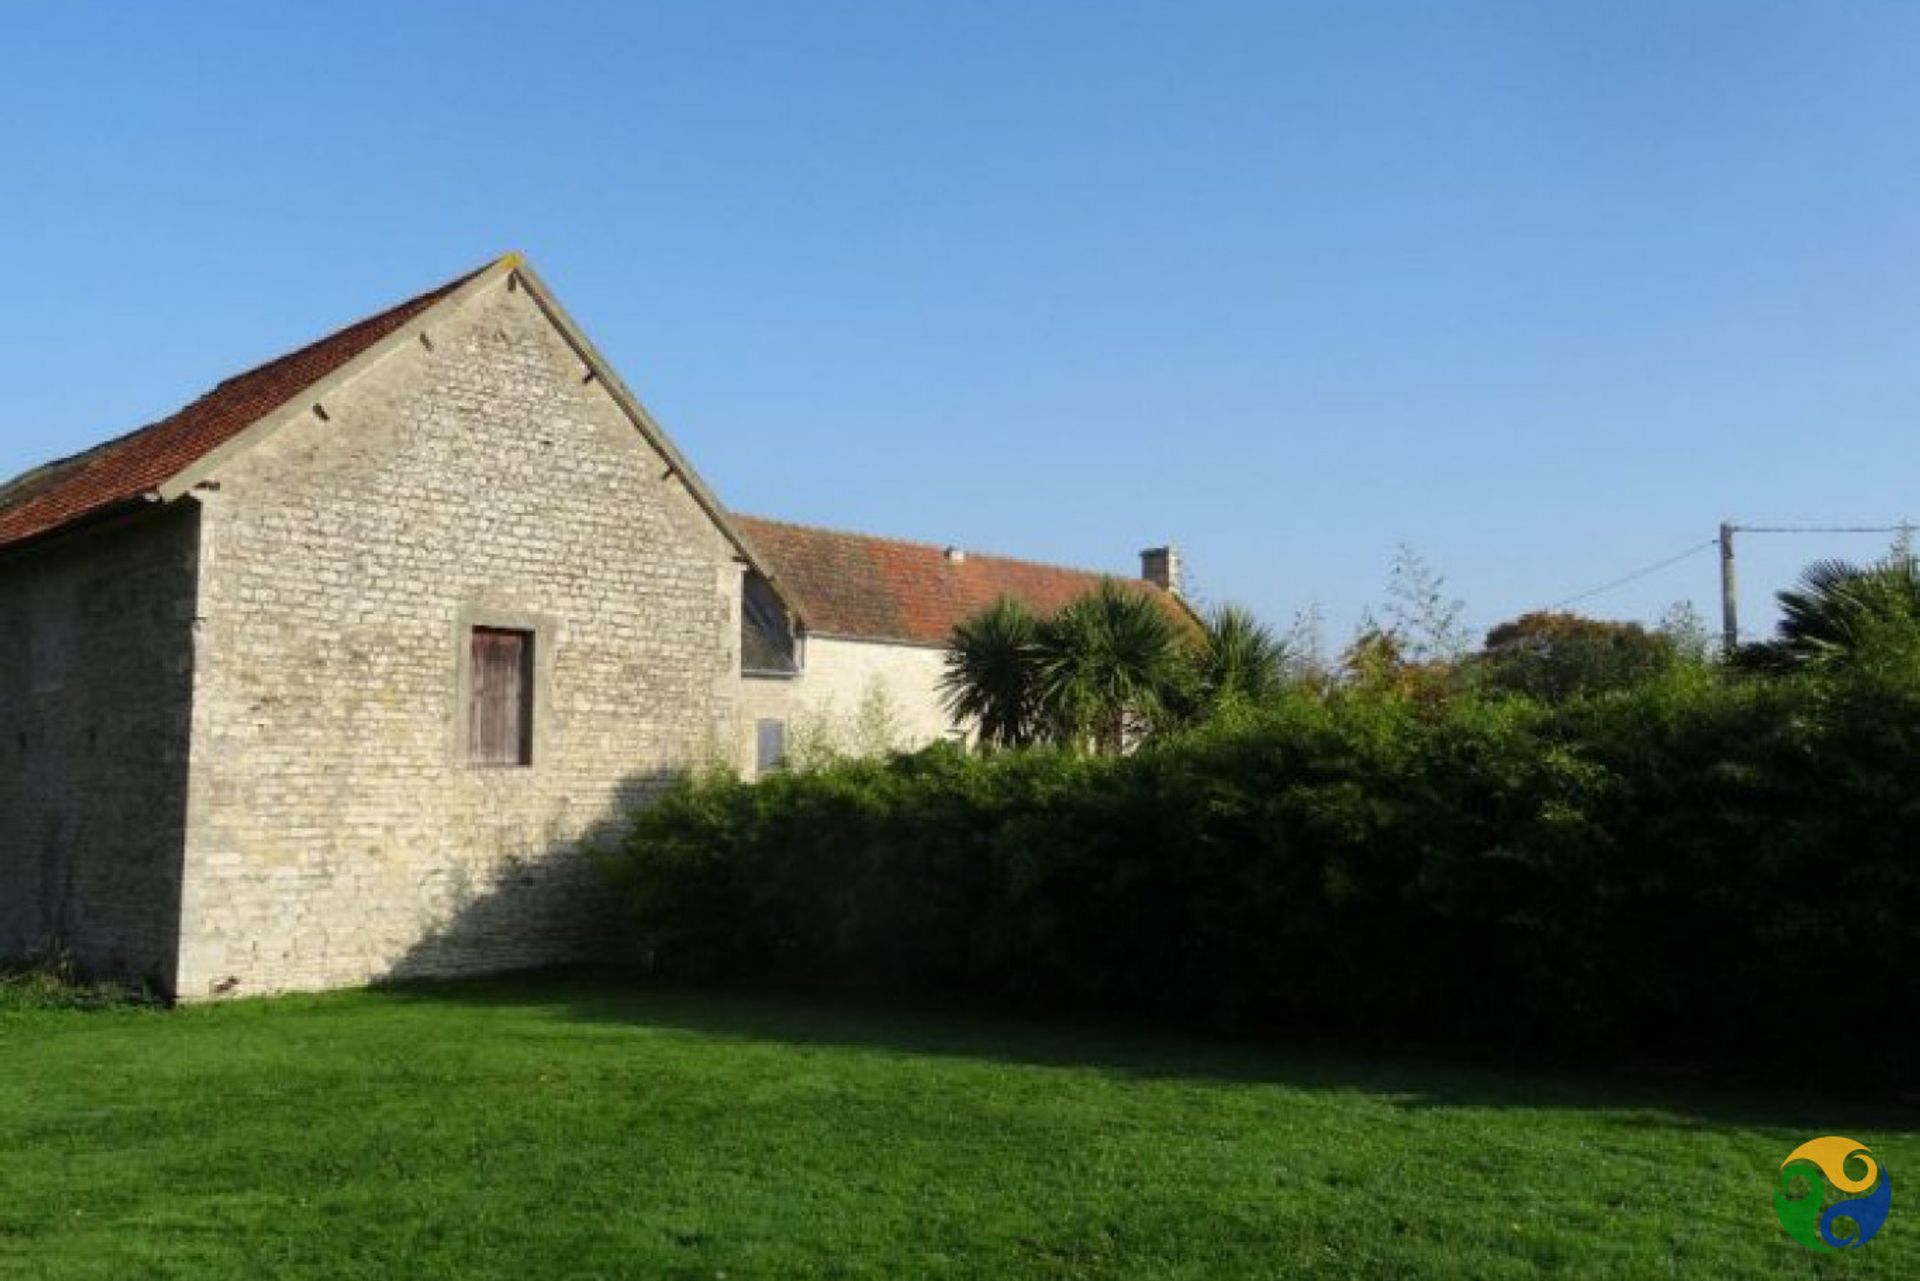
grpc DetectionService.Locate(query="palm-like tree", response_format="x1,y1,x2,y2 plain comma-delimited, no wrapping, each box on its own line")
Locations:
1745,555,1920,667
1189,603,1289,710
945,586,1284,752
939,595,1041,749
1032,581,1182,753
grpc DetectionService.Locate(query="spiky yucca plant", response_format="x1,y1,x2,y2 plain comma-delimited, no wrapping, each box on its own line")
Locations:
939,595,1041,750
1190,603,1289,709
1032,581,1182,753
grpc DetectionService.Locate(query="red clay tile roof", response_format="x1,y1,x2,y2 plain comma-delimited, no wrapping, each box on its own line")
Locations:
0,262,490,552
734,514,1188,647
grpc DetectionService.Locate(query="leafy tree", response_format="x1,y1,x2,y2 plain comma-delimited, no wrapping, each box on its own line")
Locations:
939,596,1041,749
1474,610,1676,701
1281,601,1332,685
1656,600,1713,663
1339,626,1456,702
1333,546,1471,700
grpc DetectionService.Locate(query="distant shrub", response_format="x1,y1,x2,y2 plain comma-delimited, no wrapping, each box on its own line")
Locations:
604,639,1920,1078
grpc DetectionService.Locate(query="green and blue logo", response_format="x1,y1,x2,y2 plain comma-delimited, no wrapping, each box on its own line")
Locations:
1774,1136,1890,1251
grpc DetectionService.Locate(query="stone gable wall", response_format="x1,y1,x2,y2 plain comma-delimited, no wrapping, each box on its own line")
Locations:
178,276,741,998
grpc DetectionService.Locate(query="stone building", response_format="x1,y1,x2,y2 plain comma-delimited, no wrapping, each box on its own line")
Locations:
732,516,1185,774
0,254,1183,999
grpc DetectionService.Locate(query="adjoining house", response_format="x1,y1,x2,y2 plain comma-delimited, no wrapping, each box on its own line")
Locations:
0,254,1184,1000
732,516,1186,774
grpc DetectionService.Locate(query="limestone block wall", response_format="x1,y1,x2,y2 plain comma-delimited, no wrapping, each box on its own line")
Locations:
739,635,960,775
177,275,741,998
0,506,199,990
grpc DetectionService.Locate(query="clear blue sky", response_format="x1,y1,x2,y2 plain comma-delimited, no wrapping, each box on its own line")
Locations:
4,2,1917,647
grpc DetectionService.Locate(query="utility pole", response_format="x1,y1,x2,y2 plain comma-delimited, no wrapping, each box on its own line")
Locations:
1718,521,1739,654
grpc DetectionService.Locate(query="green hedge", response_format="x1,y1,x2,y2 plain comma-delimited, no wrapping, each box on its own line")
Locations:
604,642,1920,1073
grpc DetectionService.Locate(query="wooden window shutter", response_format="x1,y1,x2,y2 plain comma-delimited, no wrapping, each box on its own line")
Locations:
470,628,534,767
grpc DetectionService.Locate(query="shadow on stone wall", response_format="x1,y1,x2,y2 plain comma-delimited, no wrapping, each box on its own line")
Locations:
0,505,201,996
377,768,685,985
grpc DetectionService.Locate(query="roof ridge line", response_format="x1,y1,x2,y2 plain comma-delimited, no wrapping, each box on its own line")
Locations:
732,512,1155,590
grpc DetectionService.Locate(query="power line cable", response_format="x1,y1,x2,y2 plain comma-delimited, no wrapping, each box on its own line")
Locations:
1732,523,1913,535
1549,539,1718,610
1521,521,1911,625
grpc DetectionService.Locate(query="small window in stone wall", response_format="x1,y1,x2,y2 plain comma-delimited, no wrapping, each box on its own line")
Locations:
470,628,535,767
741,572,800,675
756,719,788,774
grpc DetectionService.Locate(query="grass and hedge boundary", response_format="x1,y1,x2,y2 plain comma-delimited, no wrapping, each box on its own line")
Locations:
606,639,1920,1081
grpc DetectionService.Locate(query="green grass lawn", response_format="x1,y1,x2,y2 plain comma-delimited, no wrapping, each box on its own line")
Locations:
1,971,1912,1279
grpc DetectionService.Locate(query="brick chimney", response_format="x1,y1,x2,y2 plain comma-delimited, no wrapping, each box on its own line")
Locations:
1140,545,1182,595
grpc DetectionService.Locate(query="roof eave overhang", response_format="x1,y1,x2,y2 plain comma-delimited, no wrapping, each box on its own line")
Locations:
806,630,947,651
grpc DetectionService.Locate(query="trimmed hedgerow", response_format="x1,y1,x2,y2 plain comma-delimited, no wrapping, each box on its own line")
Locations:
603,641,1920,1075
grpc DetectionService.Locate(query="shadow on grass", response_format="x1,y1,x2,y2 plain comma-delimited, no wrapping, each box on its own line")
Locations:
354,764,1915,1136
372,966,1920,1136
